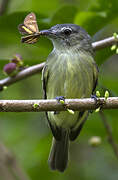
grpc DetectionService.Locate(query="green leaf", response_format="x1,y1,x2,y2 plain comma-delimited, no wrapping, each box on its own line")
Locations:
51,5,78,25
89,0,118,17
74,11,107,35
0,12,51,62
7,0,60,16
94,16,118,65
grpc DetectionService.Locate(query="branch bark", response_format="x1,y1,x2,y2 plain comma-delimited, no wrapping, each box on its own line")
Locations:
92,36,118,50
0,35,118,90
0,97,118,112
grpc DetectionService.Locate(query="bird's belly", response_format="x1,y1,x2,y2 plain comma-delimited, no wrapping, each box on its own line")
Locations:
48,111,79,129
47,60,93,99
46,53,94,129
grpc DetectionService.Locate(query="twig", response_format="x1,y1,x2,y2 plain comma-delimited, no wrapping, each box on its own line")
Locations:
92,36,118,50
0,0,9,16
0,63,45,90
0,97,118,112
0,143,30,180
0,35,118,90
99,111,118,159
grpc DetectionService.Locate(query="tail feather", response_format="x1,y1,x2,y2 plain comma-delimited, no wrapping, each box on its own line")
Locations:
48,131,69,172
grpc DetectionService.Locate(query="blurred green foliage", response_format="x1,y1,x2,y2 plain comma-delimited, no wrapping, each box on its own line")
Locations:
0,0,118,179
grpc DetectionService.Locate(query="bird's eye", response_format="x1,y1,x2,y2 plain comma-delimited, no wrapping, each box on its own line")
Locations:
63,28,72,35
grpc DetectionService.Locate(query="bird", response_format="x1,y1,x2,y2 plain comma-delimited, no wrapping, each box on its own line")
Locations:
40,24,98,172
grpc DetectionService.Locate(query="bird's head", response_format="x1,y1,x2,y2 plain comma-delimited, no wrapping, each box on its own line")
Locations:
40,24,93,52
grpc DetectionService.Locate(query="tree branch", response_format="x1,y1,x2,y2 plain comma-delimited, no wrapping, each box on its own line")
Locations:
99,111,118,159
0,35,118,90
0,0,10,16
0,63,45,90
0,143,31,180
92,36,118,50
0,97,118,112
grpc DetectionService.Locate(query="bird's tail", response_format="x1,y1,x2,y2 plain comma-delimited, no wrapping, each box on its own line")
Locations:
48,131,69,172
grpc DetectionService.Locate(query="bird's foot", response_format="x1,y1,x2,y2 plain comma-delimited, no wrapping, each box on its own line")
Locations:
91,94,98,103
89,94,98,113
55,96,65,103
54,96,65,115
90,94,103,113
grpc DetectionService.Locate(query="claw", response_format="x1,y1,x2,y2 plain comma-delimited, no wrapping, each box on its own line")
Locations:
88,110,93,114
54,96,65,115
91,94,98,103
90,95,98,113
55,96,65,103
91,94,102,113
54,111,59,115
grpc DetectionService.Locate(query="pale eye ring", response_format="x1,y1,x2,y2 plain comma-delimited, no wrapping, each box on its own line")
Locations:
61,27,72,35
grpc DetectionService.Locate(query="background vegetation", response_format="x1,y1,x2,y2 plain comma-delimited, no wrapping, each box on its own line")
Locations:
0,0,118,179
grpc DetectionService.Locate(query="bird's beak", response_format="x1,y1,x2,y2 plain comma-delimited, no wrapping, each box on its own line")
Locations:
40,29,52,36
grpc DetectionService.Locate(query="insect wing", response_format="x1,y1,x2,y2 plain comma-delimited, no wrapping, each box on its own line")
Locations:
18,24,33,35
24,12,39,33
21,35,39,44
